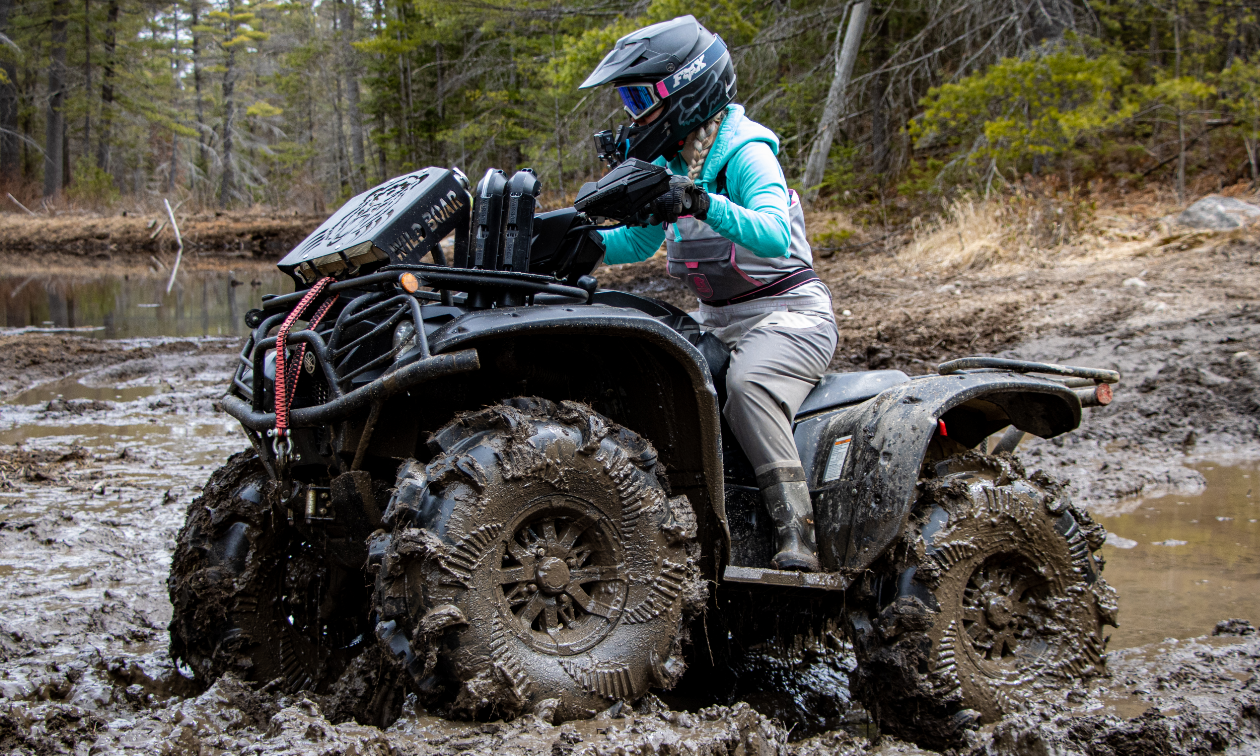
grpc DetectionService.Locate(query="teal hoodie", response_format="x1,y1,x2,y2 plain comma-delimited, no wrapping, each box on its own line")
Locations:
600,104,793,264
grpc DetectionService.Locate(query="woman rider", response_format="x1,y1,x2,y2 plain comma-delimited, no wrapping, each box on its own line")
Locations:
581,15,839,572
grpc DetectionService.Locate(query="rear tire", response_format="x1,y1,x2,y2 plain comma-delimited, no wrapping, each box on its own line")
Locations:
371,398,706,721
849,452,1117,749
167,451,370,694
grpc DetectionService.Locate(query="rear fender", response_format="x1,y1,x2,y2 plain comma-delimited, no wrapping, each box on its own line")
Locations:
809,372,1081,572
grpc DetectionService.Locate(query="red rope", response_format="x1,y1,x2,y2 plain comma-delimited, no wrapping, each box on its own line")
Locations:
274,277,336,437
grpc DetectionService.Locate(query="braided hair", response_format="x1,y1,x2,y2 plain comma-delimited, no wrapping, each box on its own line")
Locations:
683,109,726,182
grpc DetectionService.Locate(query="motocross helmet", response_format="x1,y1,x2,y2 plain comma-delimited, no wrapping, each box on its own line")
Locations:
581,15,736,163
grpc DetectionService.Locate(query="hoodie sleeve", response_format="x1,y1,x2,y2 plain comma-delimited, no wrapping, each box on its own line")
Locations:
598,222,666,265
702,141,792,258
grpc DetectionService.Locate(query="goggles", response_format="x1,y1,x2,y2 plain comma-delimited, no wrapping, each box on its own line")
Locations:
613,37,729,121
617,83,663,120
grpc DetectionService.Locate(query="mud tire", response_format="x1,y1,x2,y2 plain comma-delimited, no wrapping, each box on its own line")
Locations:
849,452,1118,749
372,398,705,722
168,451,369,693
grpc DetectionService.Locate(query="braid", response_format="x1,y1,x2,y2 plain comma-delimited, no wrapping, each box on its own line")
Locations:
683,109,726,182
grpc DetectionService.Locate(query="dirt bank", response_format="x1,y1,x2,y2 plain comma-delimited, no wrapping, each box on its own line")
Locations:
0,211,323,272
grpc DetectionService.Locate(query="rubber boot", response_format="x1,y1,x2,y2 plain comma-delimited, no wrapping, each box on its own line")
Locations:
758,467,820,572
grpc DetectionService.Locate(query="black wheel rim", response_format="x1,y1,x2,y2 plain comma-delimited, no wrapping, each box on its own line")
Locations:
961,554,1055,673
495,495,627,655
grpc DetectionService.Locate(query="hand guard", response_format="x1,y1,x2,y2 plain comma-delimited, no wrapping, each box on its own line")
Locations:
649,176,710,225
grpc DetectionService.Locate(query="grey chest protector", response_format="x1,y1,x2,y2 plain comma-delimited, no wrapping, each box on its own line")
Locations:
665,178,817,306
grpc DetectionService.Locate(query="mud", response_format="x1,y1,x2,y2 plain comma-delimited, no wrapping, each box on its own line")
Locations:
0,340,1252,756
0,217,1258,751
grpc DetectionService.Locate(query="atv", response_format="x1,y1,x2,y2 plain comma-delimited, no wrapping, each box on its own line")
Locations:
168,161,1119,748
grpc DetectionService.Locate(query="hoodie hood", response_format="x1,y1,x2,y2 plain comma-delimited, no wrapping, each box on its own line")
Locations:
669,105,780,192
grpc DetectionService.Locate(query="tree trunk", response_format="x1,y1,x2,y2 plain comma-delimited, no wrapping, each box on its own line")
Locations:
340,0,366,192
82,0,89,159
219,0,238,208
0,0,19,185
1174,13,1185,205
44,0,68,199
190,0,207,178
166,134,177,192
1247,136,1258,188
869,13,890,181
95,0,117,172
801,0,870,206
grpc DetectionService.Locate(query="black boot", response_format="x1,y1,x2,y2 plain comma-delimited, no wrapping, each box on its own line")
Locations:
758,467,820,572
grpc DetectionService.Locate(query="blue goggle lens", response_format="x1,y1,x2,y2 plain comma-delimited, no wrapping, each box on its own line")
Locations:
617,85,659,118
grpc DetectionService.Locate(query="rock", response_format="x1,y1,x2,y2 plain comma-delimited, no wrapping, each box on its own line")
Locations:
1174,195,1260,230
1213,618,1256,636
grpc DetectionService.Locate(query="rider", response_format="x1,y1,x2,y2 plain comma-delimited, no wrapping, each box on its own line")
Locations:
581,16,838,572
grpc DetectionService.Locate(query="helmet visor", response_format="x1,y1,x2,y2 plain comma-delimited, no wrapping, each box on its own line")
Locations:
617,84,661,119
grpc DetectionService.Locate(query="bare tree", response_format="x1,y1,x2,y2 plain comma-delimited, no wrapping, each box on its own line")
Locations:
95,0,118,172
190,0,209,179
0,0,19,184
339,0,366,192
802,0,868,205
220,0,239,207
44,0,67,198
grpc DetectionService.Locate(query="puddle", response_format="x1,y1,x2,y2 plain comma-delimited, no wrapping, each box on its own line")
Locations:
0,270,291,339
1099,463,1260,648
6,375,162,406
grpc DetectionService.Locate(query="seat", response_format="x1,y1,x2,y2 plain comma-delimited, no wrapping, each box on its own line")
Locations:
795,370,910,418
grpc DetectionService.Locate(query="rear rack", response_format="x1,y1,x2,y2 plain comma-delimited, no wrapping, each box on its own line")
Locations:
938,356,1119,410
937,357,1119,385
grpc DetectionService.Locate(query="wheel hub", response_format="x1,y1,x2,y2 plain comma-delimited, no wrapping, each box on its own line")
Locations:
494,495,628,655
535,557,572,594
961,555,1053,668
986,596,1013,627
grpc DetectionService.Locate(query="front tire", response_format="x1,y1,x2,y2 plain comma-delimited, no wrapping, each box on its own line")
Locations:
372,398,706,721
167,451,371,694
849,452,1117,748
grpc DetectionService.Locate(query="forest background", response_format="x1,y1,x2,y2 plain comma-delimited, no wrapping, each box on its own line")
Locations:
0,0,1256,223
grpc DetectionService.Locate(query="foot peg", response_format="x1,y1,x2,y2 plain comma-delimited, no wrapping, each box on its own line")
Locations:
758,468,820,573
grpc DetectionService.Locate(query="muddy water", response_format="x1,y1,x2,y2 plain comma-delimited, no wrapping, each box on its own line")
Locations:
0,270,291,339
1099,463,1260,648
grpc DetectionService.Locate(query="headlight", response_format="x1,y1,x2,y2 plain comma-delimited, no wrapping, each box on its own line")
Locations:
393,321,416,361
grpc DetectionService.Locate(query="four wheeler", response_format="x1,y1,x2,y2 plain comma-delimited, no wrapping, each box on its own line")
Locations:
168,161,1119,747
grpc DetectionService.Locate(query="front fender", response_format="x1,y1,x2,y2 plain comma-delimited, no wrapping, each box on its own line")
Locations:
426,304,730,574
812,371,1081,572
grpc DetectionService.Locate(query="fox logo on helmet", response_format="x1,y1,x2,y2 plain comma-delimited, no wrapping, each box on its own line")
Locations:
671,54,707,88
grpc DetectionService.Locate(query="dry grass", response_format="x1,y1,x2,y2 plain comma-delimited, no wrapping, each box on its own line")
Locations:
889,180,1260,276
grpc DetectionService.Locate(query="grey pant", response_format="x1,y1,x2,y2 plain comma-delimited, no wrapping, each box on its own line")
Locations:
707,311,839,476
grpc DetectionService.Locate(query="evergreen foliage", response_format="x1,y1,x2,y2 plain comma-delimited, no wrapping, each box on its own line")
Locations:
0,0,1257,210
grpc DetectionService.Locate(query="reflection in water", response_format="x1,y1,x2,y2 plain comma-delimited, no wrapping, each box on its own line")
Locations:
1100,463,1260,648
0,270,292,339
7,376,162,406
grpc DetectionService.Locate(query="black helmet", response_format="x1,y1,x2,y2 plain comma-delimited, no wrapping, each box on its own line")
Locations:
581,15,736,164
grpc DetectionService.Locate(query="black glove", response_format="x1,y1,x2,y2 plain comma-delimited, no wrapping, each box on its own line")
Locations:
649,176,710,225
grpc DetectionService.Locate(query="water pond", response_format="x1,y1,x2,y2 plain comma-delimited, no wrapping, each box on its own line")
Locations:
0,269,291,339
1099,463,1260,648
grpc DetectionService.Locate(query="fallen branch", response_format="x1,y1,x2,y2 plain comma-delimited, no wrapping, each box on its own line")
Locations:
6,193,35,217
164,199,184,295
149,219,168,240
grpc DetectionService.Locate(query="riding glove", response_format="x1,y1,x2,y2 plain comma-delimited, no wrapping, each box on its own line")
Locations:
649,176,710,225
